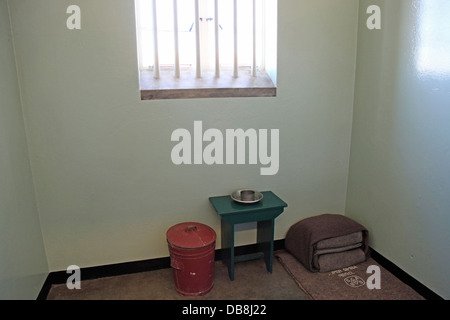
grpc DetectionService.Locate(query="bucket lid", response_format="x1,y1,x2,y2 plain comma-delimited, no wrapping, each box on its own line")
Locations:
167,222,216,249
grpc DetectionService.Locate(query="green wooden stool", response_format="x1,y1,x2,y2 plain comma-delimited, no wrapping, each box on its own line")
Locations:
209,191,287,281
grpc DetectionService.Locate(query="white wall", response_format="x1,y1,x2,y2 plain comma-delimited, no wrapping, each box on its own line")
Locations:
0,0,48,299
347,0,450,299
8,0,359,271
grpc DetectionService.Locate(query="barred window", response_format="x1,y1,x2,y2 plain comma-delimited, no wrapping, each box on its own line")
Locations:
135,0,277,100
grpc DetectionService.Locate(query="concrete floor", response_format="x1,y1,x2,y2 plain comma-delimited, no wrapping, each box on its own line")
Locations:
46,256,309,300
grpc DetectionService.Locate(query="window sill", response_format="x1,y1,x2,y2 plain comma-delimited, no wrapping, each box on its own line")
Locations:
139,70,276,100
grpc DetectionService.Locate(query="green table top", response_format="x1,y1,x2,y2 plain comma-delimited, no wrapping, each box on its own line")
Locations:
209,191,287,216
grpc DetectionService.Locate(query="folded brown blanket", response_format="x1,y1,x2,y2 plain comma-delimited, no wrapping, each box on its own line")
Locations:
316,231,362,250
314,248,367,272
285,214,369,272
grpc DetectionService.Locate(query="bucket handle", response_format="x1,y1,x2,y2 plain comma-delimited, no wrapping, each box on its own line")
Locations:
186,225,198,232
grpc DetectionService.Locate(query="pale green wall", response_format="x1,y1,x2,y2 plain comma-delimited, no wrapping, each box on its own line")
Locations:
9,0,358,271
0,0,48,299
347,0,450,299
5,0,448,300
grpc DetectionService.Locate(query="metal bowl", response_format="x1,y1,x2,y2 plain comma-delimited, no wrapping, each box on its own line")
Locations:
231,189,263,204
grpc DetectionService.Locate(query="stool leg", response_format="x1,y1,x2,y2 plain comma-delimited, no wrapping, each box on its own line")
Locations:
257,219,274,273
221,219,235,281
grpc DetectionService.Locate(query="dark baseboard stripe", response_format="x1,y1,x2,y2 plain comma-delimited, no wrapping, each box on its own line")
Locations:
37,240,285,300
369,247,443,300
36,255,171,300
37,240,442,300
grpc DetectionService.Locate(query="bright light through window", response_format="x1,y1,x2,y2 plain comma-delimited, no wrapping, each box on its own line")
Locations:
135,0,277,99
135,0,265,75
416,1,450,77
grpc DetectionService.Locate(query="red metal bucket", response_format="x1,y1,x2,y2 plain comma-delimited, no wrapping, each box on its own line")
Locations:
166,222,216,296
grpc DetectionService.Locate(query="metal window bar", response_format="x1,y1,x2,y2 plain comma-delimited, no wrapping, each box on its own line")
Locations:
173,0,180,78
233,0,238,78
214,0,220,78
194,0,202,78
150,0,260,80
152,0,160,79
252,0,257,77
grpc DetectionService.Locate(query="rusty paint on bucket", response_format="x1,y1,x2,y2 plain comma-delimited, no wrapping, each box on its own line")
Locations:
166,222,216,296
